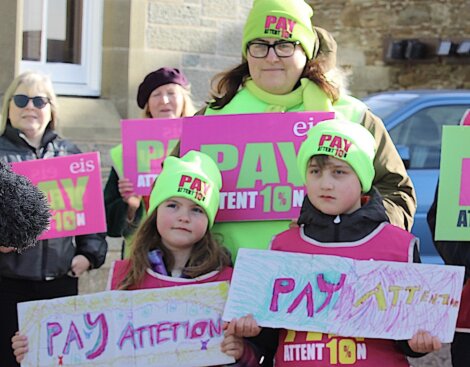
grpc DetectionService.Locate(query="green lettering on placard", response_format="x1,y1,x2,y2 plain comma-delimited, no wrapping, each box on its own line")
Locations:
137,141,164,172
167,139,179,155
61,177,89,211
238,143,279,188
37,180,65,210
53,211,77,231
277,142,303,185
200,144,238,171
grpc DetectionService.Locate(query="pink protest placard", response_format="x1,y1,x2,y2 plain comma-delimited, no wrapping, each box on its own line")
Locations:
180,112,335,222
460,109,470,126
121,118,182,195
460,158,470,206
11,152,106,240
436,126,470,241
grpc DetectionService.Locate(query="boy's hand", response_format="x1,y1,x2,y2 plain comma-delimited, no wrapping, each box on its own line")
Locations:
223,314,261,338
407,330,442,353
12,332,29,363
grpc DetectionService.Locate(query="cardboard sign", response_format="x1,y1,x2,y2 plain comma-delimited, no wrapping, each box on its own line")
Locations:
460,109,470,126
11,152,106,239
18,282,234,367
223,249,464,342
121,118,182,195
436,126,470,240
180,112,335,222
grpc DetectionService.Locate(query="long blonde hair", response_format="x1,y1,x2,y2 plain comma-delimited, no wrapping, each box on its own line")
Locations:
1,71,58,135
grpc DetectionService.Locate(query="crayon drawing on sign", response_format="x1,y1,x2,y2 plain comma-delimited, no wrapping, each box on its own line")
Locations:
18,282,234,367
223,249,464,342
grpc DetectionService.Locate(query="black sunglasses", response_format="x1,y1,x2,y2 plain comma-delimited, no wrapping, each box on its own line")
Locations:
12,94,50,109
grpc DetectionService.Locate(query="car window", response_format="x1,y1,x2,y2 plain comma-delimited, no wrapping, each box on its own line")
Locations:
389,105,470,169
362,94,419,120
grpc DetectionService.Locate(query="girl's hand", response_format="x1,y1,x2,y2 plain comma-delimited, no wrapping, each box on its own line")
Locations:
408,330,442,354
12,332,28,363
224,314,261,338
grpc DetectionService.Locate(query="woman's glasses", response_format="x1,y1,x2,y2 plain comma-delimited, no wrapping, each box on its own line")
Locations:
12,94,50,109
247,40,301,58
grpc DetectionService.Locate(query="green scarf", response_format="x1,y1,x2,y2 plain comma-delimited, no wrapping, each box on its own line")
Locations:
244,78,333,112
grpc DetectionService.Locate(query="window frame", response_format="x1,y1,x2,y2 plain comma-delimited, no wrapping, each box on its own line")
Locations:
20,0,103,96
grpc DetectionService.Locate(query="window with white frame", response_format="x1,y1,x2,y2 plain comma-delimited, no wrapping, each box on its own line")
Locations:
20,0,103,96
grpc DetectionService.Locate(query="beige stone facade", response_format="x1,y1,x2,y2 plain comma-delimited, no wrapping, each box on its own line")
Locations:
0,2,467,364
1,1,468,144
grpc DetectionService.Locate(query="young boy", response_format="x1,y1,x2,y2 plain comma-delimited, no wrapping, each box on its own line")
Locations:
233,119,442,366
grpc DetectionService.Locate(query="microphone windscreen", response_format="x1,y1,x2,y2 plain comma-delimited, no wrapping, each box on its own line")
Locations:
0,160,51,252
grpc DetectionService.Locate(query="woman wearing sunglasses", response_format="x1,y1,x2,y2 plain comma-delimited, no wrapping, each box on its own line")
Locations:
0,71,108,367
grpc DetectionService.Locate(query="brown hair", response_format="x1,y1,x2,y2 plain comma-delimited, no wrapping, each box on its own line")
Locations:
207,58,339,110
117,210,231,290
309,154,331,170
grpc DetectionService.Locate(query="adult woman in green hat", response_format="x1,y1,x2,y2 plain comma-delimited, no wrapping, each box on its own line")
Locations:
177,0,416,260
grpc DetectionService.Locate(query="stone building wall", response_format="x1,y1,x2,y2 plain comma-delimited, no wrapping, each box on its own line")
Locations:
133,0,469,107
310,0,469,96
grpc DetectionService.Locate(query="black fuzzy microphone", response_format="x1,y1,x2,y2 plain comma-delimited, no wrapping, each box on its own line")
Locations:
0,160,51,252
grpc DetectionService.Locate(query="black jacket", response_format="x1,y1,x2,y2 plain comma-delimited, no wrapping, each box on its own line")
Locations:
103,167,145,239
251,189,423,366
427,184,470,281
0,124,107,281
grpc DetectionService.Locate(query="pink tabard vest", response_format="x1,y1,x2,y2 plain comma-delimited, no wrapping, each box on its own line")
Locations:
456,279,470,332
108,259,233,290
270,222,416,367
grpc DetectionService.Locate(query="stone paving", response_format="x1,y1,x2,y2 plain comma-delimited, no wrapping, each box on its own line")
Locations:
409,344,452,367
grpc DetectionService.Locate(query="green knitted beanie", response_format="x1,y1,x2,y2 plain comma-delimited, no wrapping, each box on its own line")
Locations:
297,119,376,192
242,0,316,59
148,151,222,227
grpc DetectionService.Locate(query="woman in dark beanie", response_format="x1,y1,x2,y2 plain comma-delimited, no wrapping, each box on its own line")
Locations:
137,67,196,119
104,67,196,258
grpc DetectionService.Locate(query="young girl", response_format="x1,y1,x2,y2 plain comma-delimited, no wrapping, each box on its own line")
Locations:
109,149,231,290
12,151,260,366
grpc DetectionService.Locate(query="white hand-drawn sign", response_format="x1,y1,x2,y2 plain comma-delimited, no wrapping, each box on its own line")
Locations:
18,282,234,367
224,249,464,342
